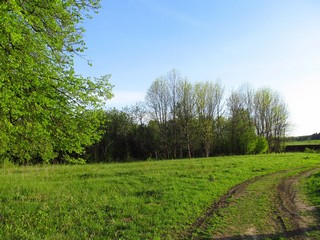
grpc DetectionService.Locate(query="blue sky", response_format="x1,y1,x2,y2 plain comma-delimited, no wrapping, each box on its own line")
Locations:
74,0,320,136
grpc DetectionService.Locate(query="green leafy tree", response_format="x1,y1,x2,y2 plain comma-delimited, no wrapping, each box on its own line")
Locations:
90,109,134,162
254,137,268,154
0,1,113,164
194,81,224,157
227,90,257,155
254,88,288,152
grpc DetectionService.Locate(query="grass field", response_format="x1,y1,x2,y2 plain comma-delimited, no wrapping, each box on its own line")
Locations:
301,170,320,239
1,153,320,239
286,139,320,146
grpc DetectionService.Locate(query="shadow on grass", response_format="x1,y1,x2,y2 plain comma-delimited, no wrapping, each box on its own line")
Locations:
205,225,320,240
206,204,320,239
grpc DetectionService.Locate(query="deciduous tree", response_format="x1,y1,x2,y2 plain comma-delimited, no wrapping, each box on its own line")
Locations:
227,90,257,155
194,81,224,157
253,88,288,152
0,0,113,163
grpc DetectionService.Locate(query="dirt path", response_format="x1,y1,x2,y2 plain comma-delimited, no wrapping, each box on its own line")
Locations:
177,168,320,239
275,169,320,239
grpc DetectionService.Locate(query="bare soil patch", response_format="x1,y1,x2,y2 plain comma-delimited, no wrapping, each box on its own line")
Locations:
276,169,320,239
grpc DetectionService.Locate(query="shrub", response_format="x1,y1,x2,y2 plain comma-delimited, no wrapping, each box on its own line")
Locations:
254,137,269,154
304,147,317,153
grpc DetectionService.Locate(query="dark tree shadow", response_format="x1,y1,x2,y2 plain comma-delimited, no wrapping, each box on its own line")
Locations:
198,225,320,240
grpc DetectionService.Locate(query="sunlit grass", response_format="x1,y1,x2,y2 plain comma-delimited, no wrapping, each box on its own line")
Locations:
1,153,320,239
301,169,320,238
286,139,320,146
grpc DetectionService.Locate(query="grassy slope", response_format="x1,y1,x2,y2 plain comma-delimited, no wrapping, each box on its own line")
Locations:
1,153,320,239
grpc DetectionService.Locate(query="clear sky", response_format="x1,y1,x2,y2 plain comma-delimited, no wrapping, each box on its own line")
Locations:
74,0,320,136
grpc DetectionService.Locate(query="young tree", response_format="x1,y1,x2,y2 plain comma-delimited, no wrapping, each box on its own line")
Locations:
176,79,197,158
253,88,289,152
145,69,186,159
123,101,148,125
167,69,183,158
270,97,289,152
227,90,257,155
194,81,224,157
145,77,171,158
0,1,113,163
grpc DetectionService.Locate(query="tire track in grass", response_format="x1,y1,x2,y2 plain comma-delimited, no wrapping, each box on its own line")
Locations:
177,170,288,239
275,168,320,239
177,168,320,240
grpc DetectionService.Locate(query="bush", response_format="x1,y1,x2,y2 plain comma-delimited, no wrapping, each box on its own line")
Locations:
254,137,269,154
304,147,317,153
0,156,16,168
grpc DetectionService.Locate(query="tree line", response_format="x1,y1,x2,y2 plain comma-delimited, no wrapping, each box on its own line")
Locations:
0,1,289,164
86,69,289,162
287,133,320,142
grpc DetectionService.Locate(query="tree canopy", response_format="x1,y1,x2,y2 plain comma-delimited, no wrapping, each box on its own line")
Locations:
84,70,291,163
0,0,113,164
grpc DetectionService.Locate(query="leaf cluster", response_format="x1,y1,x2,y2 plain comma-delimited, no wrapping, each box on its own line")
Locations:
0,0,113,164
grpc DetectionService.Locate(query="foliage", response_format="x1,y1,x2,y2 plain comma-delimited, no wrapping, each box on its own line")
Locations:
142,71,289,159
254,137,269,154
254,88,288,152
145,69,224,159
82,72,289,162
287,133,320,142
304,147,318,154
85,109,157,162
227,90,257,155
0,1,112,163
1,153,320,239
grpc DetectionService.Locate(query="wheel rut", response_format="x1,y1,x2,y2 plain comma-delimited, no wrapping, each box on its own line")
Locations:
176,168,320,239
275,168,320,239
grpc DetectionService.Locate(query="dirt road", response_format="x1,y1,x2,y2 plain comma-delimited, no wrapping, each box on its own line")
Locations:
177,168,320,239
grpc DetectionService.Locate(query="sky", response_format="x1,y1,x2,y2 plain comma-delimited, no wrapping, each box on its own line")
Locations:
74,0,320,136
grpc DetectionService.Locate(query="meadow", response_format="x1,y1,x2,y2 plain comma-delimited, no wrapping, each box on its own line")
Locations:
301,169,320,239
1,153,320,239
285,139,320,146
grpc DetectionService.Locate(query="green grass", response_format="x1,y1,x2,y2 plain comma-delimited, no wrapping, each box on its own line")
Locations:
286,139,320,146
301,169,320,238
196,168,307,239
1,153,320,239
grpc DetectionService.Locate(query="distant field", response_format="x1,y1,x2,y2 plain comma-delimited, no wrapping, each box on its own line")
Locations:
1,153,320,239
286,139,320,146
